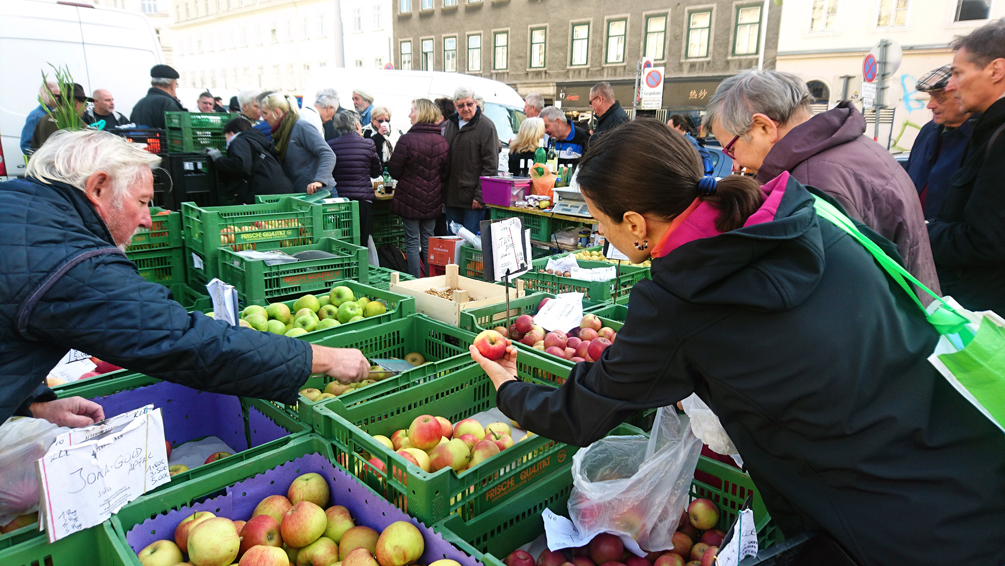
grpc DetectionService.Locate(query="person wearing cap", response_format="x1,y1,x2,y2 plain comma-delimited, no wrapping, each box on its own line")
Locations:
905,64,977,220
130,64,187,129
30,83,93,151
352,89,375,126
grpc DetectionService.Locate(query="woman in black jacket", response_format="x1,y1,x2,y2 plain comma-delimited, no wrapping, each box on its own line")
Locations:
209,118,292,204
328,111,382,247
469,121,1005,566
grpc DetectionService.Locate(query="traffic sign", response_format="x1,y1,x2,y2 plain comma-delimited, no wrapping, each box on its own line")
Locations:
641,57,653,72
863,54,878,83
639,67,665,110
645,69,663,88
384,63,394,70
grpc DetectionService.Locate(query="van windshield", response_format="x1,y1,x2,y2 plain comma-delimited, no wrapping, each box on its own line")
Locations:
483,103,525,147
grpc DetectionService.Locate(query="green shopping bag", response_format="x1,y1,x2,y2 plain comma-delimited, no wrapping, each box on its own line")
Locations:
813,196,1005,433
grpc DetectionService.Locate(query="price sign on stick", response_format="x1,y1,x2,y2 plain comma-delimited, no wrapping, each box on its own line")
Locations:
37,405,170,542
714,495,759,566
207,278,240,324
489,217,529,281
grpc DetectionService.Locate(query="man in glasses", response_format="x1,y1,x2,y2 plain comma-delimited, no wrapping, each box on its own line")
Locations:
30,83,93,151
443,87,500,234
589,82,629,137
906,65,976,220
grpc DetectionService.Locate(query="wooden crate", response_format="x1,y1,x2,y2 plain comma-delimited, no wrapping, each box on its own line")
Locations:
389,264,524,326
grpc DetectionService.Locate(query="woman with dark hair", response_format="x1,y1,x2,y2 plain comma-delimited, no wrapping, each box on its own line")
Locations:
207,117,292,204
469,120,1005,566
434,97,455,133
328,110,382,247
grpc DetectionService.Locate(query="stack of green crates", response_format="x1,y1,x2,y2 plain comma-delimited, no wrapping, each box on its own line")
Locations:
515,256,648,305
372,206,405,248
125,207,186,287
488,207,590,243
368,266,415,290
164,111,233,154
255,193,361,245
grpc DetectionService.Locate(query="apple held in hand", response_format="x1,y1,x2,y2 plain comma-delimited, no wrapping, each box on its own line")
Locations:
374,521,424,566
137,539,183,566
187,517,240,566
474,329,509,360
288,472,331,508
407,415,443,450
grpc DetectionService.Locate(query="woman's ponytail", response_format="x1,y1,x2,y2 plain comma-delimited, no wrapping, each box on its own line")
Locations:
704,175,765,232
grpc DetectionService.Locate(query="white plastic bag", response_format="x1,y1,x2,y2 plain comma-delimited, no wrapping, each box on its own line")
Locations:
680,394,743,466
568,408,703,552
0,417,69,526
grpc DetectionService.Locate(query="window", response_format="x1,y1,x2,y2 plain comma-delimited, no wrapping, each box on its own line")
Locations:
606,19,626,64
271,24,278,44
734,5,761,56
241,26,247,47
400,0,411,12
286,18,293,41
877,0,908,27
302,17,310,39
355,58,364,67
319,14,326,37
354,7,362,31
421,0,433,10
955,0,989,21
570,23,589,66
644,15,666,60
141,0,158,14
400,40,413,70
375,57,384,67
445,0,457,5
810,0,838,31
421,38,434,71
530,27,546,68
373,4,382,28
467,34,482,71
687,10,711,58
494,31,508,70
444,36,457,72
257,66,264,88
806,81,830,104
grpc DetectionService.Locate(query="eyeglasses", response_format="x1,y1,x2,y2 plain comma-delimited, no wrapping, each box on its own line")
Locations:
722,134,740,159
456,102,476,109
589,96,601,105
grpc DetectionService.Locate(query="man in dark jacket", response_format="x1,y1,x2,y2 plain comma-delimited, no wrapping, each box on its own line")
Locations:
130,65,187,129
83,89,129,129
906,64,976,219
209,118,292,204
1,129,369,427
927,20,1005,313
707,69,941,304
328,111,382,246
443,87,499,235
589,82,630,137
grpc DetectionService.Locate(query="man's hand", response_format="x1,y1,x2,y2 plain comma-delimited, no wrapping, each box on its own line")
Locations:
306,182,323,194
472,200,483,209
311,345,370,384
30,397,105,428
469,345,518,390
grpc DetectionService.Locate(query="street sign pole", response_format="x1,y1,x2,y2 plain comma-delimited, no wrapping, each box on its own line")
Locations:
633,60,641,118
874,39,888,142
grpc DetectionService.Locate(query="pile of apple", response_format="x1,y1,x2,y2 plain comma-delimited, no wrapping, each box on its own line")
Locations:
231,286,388,338
137,471,456,566
166,441,232,478
504,499,724,566
369,416,533,475
299,353,426,402
219,220,308,251
478,302,617,363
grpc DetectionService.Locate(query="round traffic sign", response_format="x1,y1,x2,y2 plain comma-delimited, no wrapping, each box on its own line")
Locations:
645,69,662,88
384,63,394,70
863,54,878,83
642,60,653,72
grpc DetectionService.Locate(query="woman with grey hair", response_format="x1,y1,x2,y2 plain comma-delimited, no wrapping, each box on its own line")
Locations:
328,111,382,248
315,88,343,141
705,69,940,303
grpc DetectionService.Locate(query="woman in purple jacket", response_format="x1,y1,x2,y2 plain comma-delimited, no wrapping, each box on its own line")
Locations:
385,99,450,277
328,111,382,248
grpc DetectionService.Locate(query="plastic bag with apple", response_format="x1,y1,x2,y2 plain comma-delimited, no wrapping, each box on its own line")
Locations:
568,408,703,552
0,416,70,526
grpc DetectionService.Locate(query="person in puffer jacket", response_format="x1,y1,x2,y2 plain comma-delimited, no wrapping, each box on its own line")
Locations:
328,111,382,248
386,99,451,277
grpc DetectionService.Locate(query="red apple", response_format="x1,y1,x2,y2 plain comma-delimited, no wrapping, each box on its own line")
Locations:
492,326,510,338
668,532,693,560
368,457,387,474
396,449,421,469
564,347,576,358
407,415,444,450
253,495,293,525
599,327,616,341
506,550,536,566
469,439,501,468
339,526,380,560
344,547,380,566
644,552,662,564
687,498,719,530
174,511,214,553
575,341,591,359
588,533,623,565
453,419,485,440
571,357,586,362
700,546,718,566
390,430,410,451
280,501,327,549
571,548,590,559
509,324,524,341
474,329,509,361
429,438,471,471
653,555,684,566
689,543,710,563
288,472,331,508
435,416,453,439
520,329,544,346
580,314,602,331
165,440,172,459
699,529,725,547
567,337,582,349
240,545,290,566
234,520,246,535
545,346,567,359
599,562,626,566
515,314,535,334
544,330,567,350
458,433,479,450
579,328,599,341
678,521,701,543
572,557,596,566
204,451,231,464
488,431,514,451
588,338,612,361
538,297,551,311
625,557,651,566
239,514,283,557
538,549,567,566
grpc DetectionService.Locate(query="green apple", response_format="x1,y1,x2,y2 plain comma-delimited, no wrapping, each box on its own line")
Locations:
293,294,321,313
318,304,339,320
186,517,240,566
242,305,267,319
294,315,318,332
356,297,370,309
295,308,319,322
206,311,215,318
244,313,269,331
266,320,288,334
374,521,424,566
348,315,364,323
286,327,309,337
137,539,183,566
363,301,387,318
336,302,363,323
239,319,253,328
330,286,355,307
266,303,292,324
318,295,331,307
317,318,340,330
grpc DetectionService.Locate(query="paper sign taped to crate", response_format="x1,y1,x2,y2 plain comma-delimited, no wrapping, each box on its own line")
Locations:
545,255,579,274
191,252,204,270
542,508,645,557
714,503,758,566
37,405,170,542
534,293,584,332
570,265,617,282
47,349,96,383
208,278,240,325
490,218,530,281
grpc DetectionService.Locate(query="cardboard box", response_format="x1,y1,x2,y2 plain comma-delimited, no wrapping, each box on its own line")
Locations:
390,264,524,326
428,236,465,267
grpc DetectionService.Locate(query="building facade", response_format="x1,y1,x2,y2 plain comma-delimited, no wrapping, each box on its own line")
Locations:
392,0,781,114
91,0,175,65
342,0,394,71
776,0,1002,153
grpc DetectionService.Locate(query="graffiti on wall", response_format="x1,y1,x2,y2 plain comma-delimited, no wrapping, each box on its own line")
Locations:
888,73,926,151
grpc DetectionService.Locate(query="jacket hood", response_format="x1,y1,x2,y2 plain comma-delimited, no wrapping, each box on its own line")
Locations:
240,127,274,151
757,101,865,181
651,173,826,312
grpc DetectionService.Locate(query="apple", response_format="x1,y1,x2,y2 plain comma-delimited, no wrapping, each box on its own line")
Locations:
575,341,591,359
588,533,623,565
689,544,709,563
325,382,353,396
205,452,231,464
374,521,424,566
401,448,432,472
243,305,268,319
668,531,693,559
295,308,318,321
599,327,616,341
137,539,183,566
571,548,590,559
390,430,410,451
533,341,546,351
175,511,215,553
281,501,327,549
588,338,612,361
543,330,567,350
545,346,567,359
457,434,478,450
364,301,387,318
316,393,336,400
286,328,309,337
396,452,420,470
317,304,339,321
653,554,684,566
687,498,719,530
296,535,339,566
492,326,510,338
435,416,453,439
537,550,567,566
699,547,718,566
266,303,292,324
505,550,536,566
484,422,511,437
330,286,356,307
700,529,725,547
431,561,462,566
678,521,701,543
318,295,332,307
580,314,602,331
625,558,650,566
188,517,240,566
407,415,444,450
288,473,331,508
571,357,586,363
428,438,471,471
234,519,246,535
453,419,485,441
268,319,291,334
521,329,544,346
514,314,535,334
337,302,363,324
244,313,269,331
255,495,294,525
294,315,319,333
165,440,172,458
323,505,355,543
357,297,370,309
567,337,582,349
579,328,599,342
240,545,291,566
1,512,37,534
538,297,551,311
240,515,284,556
474,329,509,360
368,457,387,474
169,464,189,476
508,324,523,341
373,435,394,450
339,526,380,560
349,315,365,323
294,294,322,314
301,388,322,401
405,352,426,366
343,547,380,566
488,431,514,451
572,558,596,566
468,439,500,468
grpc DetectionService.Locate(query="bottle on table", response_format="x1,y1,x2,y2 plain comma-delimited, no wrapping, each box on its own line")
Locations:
546,140,558,173
534,138,547,165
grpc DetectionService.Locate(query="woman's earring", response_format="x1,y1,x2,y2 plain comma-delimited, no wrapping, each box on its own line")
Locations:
634,240,649,251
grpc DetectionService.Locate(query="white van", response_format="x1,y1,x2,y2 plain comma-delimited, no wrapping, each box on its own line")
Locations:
302,68,526,159
0,0,163,180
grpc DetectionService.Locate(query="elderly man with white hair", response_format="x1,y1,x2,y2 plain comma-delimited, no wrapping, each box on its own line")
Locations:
352,89,375,126
0,129,369,427
20,79,60,154
443,87,499,234
315,88,347,142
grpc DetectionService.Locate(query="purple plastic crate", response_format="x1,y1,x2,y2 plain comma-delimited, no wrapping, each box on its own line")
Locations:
480,176,530,207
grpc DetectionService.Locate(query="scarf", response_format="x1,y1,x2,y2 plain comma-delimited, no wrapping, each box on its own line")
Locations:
270,110,298,162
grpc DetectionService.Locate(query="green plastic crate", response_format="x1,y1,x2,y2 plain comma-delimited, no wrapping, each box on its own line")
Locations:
217,237,368,305
255,193,361,244
182,198,326,281
489,207,590,242
372,207,405,248
164,112,233,154
125,207,182,252
0,522,133,566
586,303,629,322
168,283,212,312
127,246,185,286
434,454,782,566
368,266,415,290
516,257,648,305
312,349,583,524
459,245,485,279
